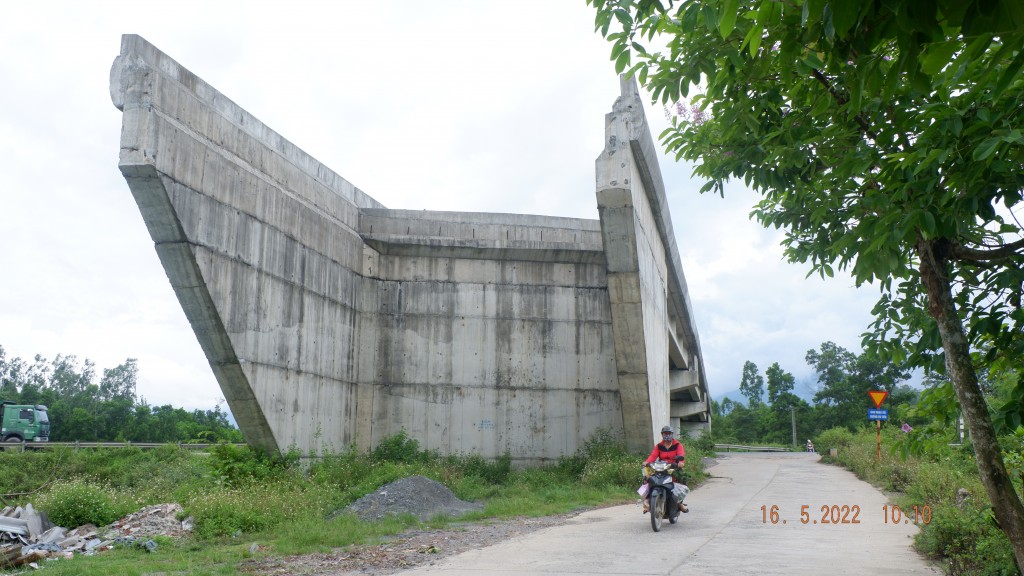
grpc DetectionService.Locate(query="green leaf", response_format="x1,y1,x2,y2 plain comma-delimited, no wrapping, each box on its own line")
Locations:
744,24,763,57
920,41,961,75
994,46,1024,97
614,49,631,73
822,4,836,39
719,0,739,39
829,0,860,37
802,51,824,69
921,211,936,236
974,137,1001,161
804,0,826,27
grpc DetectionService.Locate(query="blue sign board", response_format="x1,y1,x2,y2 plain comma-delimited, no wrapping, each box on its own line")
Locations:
868,409,889,421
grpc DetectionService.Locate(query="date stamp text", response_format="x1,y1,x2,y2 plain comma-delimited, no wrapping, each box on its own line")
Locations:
759,504,932,525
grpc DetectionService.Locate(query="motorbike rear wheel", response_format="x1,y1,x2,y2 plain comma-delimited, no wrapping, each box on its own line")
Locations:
650,490,664,532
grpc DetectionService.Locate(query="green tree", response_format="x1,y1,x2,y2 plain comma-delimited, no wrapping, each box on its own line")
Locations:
739,360,765,407
588,0,1024,565
806,341,858,430
98,359,138,403
719,396,735,416
763,362,805,444
765,362,795,405
805,342,911,429
0,344,242,444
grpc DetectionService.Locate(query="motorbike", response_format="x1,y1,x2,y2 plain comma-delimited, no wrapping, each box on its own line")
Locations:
643,459,681,532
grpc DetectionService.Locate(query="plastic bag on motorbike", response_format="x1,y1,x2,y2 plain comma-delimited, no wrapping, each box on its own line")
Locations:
673,484,689,502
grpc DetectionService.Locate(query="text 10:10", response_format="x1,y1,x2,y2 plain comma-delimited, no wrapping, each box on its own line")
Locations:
883,504,931,524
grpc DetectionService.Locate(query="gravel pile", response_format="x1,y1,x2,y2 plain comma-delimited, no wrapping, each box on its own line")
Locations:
342,476,483,522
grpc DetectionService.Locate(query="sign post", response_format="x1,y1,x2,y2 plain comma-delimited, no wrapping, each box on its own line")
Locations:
868,391,889,463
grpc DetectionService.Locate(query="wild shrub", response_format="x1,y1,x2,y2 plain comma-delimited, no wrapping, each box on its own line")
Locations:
184,481,336,539
823,429,1019,575
905,460,971,507
551,453,587,480
884,461,915,492
186,487,278,538
459,453,512,485
580,428,630,460
580,454,639,489
814,427,855,455
308,449,364,490
208,443,300,487
916,505,1016,576
36,479,128,528
371,430,428,464
692,430,715,453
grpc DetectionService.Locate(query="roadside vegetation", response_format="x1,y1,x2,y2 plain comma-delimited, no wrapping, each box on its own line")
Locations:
0,430,712,575
816,427,1018,576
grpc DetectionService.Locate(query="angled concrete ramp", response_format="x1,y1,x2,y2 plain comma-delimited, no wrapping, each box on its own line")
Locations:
110,35,709,460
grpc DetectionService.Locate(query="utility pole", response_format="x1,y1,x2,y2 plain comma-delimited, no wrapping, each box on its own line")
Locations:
791,406,797,448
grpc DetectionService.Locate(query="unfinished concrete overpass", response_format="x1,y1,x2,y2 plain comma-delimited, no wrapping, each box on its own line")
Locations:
110,35,710,462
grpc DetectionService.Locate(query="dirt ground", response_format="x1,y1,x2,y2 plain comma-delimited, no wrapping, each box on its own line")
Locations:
238,510,594,575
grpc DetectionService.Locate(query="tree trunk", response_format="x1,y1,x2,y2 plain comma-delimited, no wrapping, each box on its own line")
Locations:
918,238,1024,573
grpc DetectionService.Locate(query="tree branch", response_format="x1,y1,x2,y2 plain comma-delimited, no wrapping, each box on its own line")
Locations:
810,69,878,140
952,238,1024,262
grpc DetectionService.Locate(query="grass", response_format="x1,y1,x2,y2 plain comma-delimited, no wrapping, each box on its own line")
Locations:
818,426,1018,576
0,430,713,574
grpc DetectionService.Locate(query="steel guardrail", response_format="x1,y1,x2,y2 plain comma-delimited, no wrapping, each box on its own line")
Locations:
2,441,246,451
714,443,791,452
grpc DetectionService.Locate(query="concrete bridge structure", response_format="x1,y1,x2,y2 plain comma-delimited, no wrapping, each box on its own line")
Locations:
110,35,710,462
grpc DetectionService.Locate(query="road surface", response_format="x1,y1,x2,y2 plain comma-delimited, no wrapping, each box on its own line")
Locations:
400,452,941,575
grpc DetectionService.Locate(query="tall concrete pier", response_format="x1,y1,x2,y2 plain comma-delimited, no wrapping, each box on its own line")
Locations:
111,35,709,461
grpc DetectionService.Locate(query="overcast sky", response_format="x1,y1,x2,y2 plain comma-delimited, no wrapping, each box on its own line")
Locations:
0,1,882,411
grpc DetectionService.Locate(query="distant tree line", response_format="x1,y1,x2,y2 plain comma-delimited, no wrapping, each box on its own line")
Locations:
712,341,919,445
0,344,242,443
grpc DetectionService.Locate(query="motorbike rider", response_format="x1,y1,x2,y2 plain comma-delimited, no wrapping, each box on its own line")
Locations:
642,425,688,513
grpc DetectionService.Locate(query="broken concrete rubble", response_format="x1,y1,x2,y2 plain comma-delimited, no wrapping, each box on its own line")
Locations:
0,502,192,567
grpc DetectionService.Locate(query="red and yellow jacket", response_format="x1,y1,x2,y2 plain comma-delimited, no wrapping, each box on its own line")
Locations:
645,439,685,464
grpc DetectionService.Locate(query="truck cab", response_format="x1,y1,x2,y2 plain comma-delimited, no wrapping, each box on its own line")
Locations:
1,401,50,442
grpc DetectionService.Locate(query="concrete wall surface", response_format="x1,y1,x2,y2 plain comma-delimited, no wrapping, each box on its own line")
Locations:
111,35,709,462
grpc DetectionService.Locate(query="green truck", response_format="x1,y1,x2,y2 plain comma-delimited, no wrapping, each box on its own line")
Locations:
1,401,50,443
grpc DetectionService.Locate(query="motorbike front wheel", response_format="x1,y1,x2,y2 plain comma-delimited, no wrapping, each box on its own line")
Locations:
650,490,664,532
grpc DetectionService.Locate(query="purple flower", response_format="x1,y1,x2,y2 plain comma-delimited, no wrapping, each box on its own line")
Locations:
901,423,913,433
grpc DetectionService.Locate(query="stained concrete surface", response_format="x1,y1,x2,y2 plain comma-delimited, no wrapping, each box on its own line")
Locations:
399,453,941,575
111,35,712,460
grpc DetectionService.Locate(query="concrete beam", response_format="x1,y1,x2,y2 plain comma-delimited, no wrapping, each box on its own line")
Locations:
679,420,711,436
669,369,700,401
671,399,708,419
668,327,688,370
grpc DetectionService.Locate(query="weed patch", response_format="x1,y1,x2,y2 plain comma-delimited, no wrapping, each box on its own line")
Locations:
1,429,712,574
826,429,1017,576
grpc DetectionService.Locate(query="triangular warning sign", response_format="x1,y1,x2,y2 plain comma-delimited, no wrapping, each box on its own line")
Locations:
868,390,889,409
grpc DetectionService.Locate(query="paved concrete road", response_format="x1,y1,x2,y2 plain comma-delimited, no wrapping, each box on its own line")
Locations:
401,453,941,575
